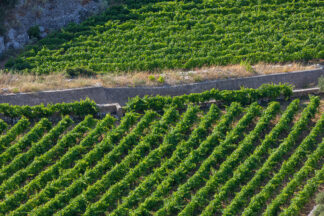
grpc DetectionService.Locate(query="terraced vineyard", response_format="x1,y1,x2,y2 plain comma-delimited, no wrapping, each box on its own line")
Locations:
0,85,323,216
6,0,324,74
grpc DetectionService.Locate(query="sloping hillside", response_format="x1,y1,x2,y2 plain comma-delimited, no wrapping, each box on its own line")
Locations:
5,0,324,74
0,85,323,216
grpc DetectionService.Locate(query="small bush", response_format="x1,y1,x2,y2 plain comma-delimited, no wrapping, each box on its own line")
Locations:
5,58,32,70
240,60,257,74
314,192,324,216
148,75,156,81
65,67,96,78
4,58,15,68
316,192,324,204
314,205,324,216
157,75,165,84
27,26,41,39
318,76,324,92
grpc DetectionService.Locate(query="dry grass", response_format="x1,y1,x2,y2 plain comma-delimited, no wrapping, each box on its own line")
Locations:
0,62,320,94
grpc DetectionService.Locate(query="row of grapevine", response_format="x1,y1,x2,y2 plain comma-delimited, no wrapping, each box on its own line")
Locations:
0,116,97,213
244,113,324,216
178,102,280,215
133,102,243,215
280,156,324,216
125,84,292,112
0,118,51,167
201,99,300,216
29,108,177,215
10,111,141,216
0,118,30,153
264,127,324,216
110,104,221,216
154,103,262,216
0,98,98,118
81,106,200,216
0,88,322,216
0,119,7,134
0,115,114,213
0,116,74,187
222,96,320,216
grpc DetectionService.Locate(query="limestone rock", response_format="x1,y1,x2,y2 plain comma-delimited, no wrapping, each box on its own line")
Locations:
1,0,109,53
0,37,5,55
6,41,21,49
16,33,29,44
39,26,45,32
7,29,16,40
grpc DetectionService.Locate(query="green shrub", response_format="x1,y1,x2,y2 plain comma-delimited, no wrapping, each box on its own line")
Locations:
157,76,165,84
316,192,324,204
65,68,96,78
5,58,32,71
148,75,156,81
27,26,41,40
125,84,293,112
0,98,98,118
314,205,324,216
240,60,257,74
318,76,324,92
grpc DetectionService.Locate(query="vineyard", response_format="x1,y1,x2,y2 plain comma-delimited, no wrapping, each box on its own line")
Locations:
0,84,322,216
5,0,324,74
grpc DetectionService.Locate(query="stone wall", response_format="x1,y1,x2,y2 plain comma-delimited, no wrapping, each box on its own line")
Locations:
0,0,109,56
0,68,323,106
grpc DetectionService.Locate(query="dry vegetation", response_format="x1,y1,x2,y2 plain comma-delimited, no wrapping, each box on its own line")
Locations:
0,63,319,94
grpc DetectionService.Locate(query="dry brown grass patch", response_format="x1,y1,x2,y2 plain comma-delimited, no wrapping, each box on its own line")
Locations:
0,63,320,94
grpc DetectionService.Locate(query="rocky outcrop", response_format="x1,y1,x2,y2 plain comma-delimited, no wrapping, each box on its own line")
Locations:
0,0,109,56
0,37,5,54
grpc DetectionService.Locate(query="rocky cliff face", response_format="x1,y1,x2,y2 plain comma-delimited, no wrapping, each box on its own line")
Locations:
0,0,109,56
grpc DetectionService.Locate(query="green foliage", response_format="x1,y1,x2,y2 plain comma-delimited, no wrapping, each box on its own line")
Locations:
280,162,324,216
11,111,140,215
224,96,320,216
0,115,117,213
0,116,74,193
111,104,221,216
202,99,300,216
0,118,51,167
125,84,293,112
315,192,324,216
65,67,96,78
319,76,324,92
4,57,32,70
255,114,324,216
157,76,165,84
0,119,8,135
240,60,257,74
27,26,41,40
0,98,98,118
82,106,199,216
5,0,324,74
179,102,280,216
316,192,324,205
0,117,30,153
134,102,244,215
31,108,176,215
148,75,156,81
315,204,324,216
0,88,323,216
155,103,261,216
